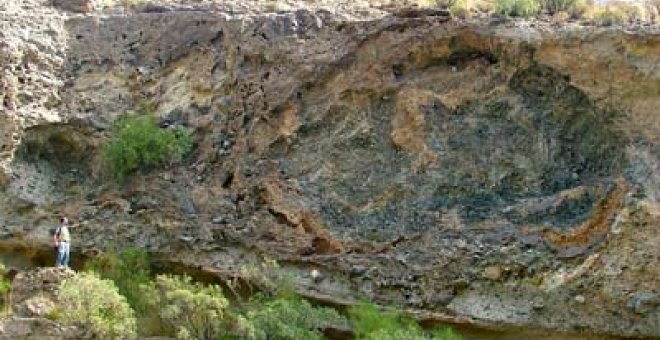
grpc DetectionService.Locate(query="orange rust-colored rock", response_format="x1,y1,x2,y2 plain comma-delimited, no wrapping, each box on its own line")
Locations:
391,89,438,172
544,178,629,247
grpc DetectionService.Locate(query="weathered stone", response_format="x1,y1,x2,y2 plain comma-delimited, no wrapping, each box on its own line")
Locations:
349,265,368,278
627,292,660,315
311,269,324,283
0,317,78,339
483,266,503,281
177,235,194,243
428,293,455,306
11,268,75,317
23,296,56,317
52,0,94,13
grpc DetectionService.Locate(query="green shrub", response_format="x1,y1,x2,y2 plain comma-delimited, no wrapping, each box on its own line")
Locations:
540,0,584,14
450,0,472,17
348,302,462,340
593,7,627,25
101,114,193,182
495,0,541,16
0,263,10,316
59,272,137,339
84,247,152,314
349,302,404,338
142,274,230,340
45,308,64,321
240,296,347,340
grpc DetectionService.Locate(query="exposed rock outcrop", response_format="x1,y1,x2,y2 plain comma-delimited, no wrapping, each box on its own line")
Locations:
0,0,658,337
0,267,78,339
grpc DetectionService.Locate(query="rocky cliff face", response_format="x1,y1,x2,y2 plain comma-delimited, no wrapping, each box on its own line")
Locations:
1,0,659,337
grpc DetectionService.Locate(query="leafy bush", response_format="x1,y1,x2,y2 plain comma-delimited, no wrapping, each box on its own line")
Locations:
450,0,472,17
142,274,230,340
101,114,193,182
59,272,137,339
349,302,405,338
592,7,627,25
240,296,347,340
495,0,541,16
0,262,11,316
540,0,585,14
349,302,461,340
84,247,152,314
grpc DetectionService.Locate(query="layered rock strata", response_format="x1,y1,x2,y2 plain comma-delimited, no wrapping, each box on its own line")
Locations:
1,0,659,336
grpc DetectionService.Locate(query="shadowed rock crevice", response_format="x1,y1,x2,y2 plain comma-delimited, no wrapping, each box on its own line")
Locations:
9,123,98,206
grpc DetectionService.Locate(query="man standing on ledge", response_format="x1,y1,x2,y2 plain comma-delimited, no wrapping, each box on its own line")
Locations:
54,216,71,268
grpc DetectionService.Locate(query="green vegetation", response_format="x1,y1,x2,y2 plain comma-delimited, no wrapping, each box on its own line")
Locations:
0,262,11,316
449,0,473,18
71,248,462,339
540,0,585,14
59,272,137,339
592,6,628,25
84,246,152,313
241,295,347,340
495,0,541,17
101,114,193,182
349,302,462,340
142,274,230,340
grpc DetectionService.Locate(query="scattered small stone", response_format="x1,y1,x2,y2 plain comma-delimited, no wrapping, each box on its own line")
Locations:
430,293,455,306
310,269,324,283
532,301,545,310
349,265,368,278
452,278,470,291
177,235,194,243
212,216,226,224
483,265,503,280
574,295,586,304
394,254,407,265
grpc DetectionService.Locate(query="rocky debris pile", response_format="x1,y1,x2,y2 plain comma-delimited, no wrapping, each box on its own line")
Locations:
0,267,78,339
10,267,75,317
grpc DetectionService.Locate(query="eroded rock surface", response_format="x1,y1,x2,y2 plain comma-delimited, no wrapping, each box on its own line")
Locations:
0,0,659,337
0,267,78,339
